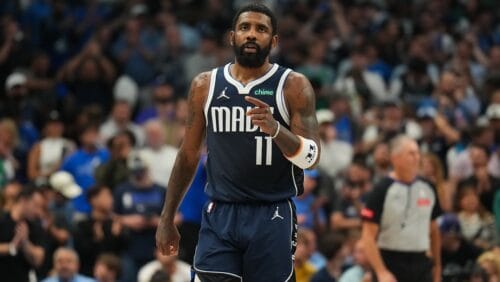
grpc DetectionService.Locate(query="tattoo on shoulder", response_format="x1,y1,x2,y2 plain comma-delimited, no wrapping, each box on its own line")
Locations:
186,72,210,128
285,72,318,134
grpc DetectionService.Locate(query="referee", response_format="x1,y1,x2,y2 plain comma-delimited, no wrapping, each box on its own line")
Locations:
360,135,442,282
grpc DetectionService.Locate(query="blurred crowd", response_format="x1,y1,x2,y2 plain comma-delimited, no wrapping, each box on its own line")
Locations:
0,0,499,281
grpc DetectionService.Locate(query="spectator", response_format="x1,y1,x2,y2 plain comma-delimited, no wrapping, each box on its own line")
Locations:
111,17,160,86
58,40,116,114
339,239,371,282
113,152,165,282
139,120,178,188
94,130,136,191
440,213,483,282
0,186,45,282
329,94,360,144
371,142,391,183
37,171,79,277
448,126,495,183
0,119,19,187
61,123,109,215
154,22,189,94
134,83,180,145
137,250,191,282
113,75,139,111
330,171,364,234
296,37,335,89
93,253,122,282
477,249,500,282
311,233,347,282
0,180,21,211
389,56,435,107
0,72,41,174
294,169,327,233
334,46,387,114
433,71,480,131
73,185,126,277
42,247,95,282
295,228,319,282
420,152,454,212
445,36,487,89
415,101,460,163
0,16,33,97
361,100,420,153
485,103,500,178
455,183,496,250
459,145,500,212
99,100,145,147
24,51,56,113
316,109,353,179
182,28,218,85
27,110,75,184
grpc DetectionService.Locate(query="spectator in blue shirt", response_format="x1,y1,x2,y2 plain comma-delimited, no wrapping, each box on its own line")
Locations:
113,151,165,282
61,123,109,214
294,169,327,233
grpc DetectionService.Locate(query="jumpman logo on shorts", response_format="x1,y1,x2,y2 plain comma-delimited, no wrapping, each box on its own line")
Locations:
271,206,284,220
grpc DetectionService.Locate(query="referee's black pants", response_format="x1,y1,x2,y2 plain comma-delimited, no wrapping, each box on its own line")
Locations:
375,249,433,282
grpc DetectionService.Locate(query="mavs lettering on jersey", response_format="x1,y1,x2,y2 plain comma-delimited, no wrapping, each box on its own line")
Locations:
210,106,273,133
204,63,304,203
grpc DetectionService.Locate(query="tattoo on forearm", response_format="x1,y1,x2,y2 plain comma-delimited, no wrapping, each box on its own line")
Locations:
162,151,199,219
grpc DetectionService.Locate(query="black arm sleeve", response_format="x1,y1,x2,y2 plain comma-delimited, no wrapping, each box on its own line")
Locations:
361,177,392,224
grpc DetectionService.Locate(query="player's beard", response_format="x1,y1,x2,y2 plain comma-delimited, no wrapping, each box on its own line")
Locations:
234,41,272,68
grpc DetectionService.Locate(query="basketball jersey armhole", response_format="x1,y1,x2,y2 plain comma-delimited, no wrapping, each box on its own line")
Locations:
276,69,292,126
204,68,218,126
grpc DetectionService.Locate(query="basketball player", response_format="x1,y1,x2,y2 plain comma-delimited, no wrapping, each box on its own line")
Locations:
156,3,320,281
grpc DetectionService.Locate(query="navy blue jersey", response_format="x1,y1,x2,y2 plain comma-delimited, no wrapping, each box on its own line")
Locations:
204,63,304,202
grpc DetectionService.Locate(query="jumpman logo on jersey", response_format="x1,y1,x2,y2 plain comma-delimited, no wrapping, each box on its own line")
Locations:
271,206,284,220
216,87,229,100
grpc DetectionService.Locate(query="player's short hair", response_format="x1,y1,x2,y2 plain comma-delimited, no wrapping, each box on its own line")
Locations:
232,3,277,35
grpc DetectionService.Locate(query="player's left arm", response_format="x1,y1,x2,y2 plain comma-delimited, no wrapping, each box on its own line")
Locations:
246,72,320,169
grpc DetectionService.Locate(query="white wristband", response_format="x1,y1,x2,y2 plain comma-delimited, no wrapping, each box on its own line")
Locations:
285,136,319,169
8,243,17,256
270,121,280,139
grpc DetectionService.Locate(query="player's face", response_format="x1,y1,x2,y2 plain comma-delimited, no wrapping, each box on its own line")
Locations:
231,12,277,68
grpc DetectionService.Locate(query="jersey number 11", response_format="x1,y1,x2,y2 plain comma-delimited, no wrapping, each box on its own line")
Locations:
255,136,272,166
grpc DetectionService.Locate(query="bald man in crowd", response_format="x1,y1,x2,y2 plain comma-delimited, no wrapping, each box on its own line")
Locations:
42,247,95,282
360,135,442,282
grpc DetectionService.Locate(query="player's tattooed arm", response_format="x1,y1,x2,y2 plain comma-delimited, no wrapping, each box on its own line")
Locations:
276,72,320,165
160,72,209,222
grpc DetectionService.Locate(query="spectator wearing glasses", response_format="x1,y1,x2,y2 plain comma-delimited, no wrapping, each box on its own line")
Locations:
135,83,182,147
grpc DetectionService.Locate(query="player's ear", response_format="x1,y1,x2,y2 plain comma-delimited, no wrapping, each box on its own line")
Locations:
229,31,235,46
271,34,278,49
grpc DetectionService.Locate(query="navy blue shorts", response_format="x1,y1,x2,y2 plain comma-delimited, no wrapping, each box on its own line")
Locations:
193,200,297,281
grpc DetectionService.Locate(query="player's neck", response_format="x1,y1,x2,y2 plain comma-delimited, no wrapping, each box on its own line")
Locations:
230,61,273,85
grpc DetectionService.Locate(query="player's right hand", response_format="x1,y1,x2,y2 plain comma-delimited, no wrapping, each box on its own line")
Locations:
156,219,180,256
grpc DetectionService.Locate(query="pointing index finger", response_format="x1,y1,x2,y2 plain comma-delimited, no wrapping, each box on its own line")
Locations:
245,96,269,108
